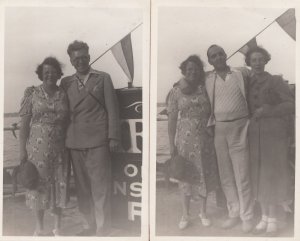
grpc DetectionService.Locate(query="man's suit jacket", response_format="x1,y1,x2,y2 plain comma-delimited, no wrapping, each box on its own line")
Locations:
205,67,250,126
61,70,120,149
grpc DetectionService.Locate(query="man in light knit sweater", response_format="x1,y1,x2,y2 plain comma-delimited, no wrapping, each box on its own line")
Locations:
205,45,254,233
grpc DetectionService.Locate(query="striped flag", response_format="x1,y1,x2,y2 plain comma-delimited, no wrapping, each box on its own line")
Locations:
276,8,296,40
111,34,134,83
238,37,257,55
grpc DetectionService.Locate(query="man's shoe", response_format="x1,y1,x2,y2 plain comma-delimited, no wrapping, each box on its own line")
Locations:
96,227,110,237
265,218,278,237
242,219,254,233
221,217,240,229
252,217,268,235
76,228,96,236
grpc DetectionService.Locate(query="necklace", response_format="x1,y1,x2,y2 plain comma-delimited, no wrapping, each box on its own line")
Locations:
41,85,57,99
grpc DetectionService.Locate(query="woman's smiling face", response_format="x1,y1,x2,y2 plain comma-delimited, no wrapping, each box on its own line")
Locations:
185,61,201,85
42,64,59,87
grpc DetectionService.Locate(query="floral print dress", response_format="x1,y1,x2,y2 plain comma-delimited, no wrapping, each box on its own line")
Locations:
167,84,218,198
19,85,69,210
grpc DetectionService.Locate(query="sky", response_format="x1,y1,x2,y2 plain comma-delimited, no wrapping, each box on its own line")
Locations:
156,7,296,103
4,6,143,113
3,6,297,110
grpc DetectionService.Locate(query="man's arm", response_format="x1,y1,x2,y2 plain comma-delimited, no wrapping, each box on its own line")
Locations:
235,66,251,80
103,74,120,151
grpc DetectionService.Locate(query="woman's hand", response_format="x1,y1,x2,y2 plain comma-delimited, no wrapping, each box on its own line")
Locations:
20,149,28,164
170,144,178,158
252,105,272,121
252,107,265,121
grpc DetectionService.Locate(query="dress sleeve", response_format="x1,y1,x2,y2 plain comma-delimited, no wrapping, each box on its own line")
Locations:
166,87,179,114
19,87,34,117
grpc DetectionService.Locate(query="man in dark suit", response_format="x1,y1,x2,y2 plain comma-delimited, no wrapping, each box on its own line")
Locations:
61,40,120,236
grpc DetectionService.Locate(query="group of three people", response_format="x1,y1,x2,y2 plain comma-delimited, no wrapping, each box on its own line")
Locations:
167,45,294,236
19,40,120,236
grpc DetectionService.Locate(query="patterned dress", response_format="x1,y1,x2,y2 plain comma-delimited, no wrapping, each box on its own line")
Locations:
19,85,69,210
167,84,219,198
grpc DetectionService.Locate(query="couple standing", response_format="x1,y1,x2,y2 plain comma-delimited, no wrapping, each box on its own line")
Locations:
167,45,294,235
19,40,119,236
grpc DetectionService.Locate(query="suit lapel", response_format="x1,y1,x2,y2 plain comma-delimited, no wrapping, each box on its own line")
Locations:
68,75,90,109
206,73,216,126
205,73,215,105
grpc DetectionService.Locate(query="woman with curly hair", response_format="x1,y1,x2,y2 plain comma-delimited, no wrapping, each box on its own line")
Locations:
19,57,69,236
167,55,219,230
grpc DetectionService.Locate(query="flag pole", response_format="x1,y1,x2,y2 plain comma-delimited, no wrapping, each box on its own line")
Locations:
89,22,143,66
226,9,290,60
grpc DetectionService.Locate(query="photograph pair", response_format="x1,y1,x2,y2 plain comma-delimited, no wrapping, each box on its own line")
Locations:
1,0,298,240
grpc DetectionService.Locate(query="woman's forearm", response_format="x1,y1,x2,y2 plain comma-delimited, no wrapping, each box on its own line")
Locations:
168,113,177,149
19,116,31,153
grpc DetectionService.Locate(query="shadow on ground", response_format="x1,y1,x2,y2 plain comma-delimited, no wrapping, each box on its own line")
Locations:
155,181,294,237
3,194,139,237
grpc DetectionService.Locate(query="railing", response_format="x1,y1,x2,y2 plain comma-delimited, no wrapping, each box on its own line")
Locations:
4,123,20,138
3,123,21,196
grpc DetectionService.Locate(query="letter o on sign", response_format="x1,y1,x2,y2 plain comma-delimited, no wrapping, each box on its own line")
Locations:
124,164,138,177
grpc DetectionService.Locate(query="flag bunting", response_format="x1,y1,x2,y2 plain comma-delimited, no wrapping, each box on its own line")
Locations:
111,34,134,82
276,8,296,41
238,37,258,55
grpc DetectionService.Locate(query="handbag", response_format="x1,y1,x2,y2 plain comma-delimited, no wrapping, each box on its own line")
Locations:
170,154,200,184
18,161,39,190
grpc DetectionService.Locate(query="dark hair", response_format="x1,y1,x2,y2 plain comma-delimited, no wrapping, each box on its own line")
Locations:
67,40,89,56
207,44,224,58
35,57,63,81
179,55,205,80
245,46,271,66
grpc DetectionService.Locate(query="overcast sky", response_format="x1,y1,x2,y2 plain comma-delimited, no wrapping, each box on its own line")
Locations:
4,6,143,113
156,7,296,103
3,6,297,111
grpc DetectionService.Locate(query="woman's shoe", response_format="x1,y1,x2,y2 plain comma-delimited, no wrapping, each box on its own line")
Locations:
178,216,189,230
199,213,212,227
253,216,268,235
265,218,278,237
33,230,46,236
52,229,61,236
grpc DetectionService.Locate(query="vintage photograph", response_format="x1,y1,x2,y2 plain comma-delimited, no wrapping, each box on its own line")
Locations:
2,2,146,237
154,5,296,238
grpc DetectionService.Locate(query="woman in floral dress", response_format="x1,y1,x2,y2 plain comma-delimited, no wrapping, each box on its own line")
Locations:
167,55,219,230
19,57,69,236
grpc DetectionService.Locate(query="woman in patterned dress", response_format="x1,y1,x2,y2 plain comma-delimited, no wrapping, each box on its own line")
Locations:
246,47,294,236
167,55,219,230
19,57,69,236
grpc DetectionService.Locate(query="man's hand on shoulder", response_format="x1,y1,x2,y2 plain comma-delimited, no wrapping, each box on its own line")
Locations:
235,66,251,79
60,75,75,90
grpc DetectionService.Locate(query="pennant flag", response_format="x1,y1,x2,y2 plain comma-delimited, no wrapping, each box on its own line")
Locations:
238,37,257,55
111,34,134,82
276,8,296,40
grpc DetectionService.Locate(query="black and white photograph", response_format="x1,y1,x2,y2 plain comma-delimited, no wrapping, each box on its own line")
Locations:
2,0,148,238
2,0,300,240
152,1,296,238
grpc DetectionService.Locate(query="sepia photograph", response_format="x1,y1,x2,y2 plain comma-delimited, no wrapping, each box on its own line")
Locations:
1,0,148,238
153,2,296,238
